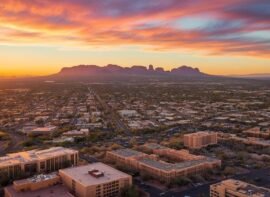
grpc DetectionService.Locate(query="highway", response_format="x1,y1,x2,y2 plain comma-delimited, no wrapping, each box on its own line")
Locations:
89,87,131,135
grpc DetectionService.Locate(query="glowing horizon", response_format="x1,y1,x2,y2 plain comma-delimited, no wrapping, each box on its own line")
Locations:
0,0,269,76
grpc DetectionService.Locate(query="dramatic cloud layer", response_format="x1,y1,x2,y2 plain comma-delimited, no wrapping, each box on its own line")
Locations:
0,0,269,56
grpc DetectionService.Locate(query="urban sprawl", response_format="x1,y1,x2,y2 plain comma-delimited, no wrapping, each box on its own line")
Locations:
0,81,270,197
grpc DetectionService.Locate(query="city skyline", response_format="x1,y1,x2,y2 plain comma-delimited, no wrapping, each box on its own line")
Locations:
0,0,269,76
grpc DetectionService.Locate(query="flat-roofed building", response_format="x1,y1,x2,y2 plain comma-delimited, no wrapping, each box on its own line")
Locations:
229,136,270,147
4,173,73,197
138,157,220,183
143,143,204,161
118,110,139,118
106,148,155,169
0,147,78,179
210,179,270,197
63,129,89,137
22,126,57,136
59,163,132,197
243,127,270,139
107,147,221,183
184,131,218,149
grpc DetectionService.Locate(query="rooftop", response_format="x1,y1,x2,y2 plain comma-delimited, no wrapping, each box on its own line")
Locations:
138,157,219,171
143,143,167,150
59,163,131,186
5,184,73,197
0,147,78,168
184,131,216,137
217,179,270,197
32,126,57,132
110,148,145,158
14,173,58,185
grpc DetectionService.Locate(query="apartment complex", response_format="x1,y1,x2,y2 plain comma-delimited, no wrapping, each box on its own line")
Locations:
107,145,221,183
0,147,78,178
210,179,270,197
59,163,132,197
184,131,218,149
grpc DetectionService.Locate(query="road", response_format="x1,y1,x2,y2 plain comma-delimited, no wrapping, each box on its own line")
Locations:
90,87,131,135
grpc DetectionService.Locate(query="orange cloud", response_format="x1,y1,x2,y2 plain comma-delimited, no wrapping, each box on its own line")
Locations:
0,0,269,57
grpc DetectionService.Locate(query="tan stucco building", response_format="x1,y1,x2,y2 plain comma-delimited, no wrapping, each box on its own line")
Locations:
0,147,79,179
4,173,73,197
59,163,132,197
210,179,270,197
107,146,221,183
184,131,218,149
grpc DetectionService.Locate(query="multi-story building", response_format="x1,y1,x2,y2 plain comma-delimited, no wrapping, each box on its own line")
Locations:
107,146,221,183
184,131,218,149
223,135,270,147
106,148,156,169
210,179,270,197
143,143,204,161
0,147,78,179
4,173,73,197
59,162,132,197
22,126,57,136
243,127,270,139
63,129,89,137
137,157,220,183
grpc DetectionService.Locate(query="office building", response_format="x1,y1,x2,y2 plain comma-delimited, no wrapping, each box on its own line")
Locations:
4,173,73,197
59,162,132,197
107,146,221,183
0,147,78,179
210,179,270,197
184,131,218,149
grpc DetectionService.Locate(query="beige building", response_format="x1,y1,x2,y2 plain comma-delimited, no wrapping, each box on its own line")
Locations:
0,147,78,179
22,126,57,136
184,131,218,149
63,129,89,137
59,163,132,197
107,146,221,183
106,148,156,170
210,179,270,197
143,143,204,161
243,127,270,139
138,157,220,183
4,173,73,197
223,135,270,147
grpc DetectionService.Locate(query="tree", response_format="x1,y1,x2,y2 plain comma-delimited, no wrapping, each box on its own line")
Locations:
223,166,236,176
0,171,10,187
35,119,44,127
172,176,191,186
120,185,139,197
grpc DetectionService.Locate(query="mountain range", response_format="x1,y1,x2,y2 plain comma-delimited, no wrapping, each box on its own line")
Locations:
56,64,208,78
1,65,269,82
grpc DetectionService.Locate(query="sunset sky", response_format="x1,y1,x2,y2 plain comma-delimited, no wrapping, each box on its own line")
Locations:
0,0,269,76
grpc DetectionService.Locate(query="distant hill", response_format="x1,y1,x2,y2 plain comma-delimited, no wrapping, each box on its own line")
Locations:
55,64,209,78
231,73,270,80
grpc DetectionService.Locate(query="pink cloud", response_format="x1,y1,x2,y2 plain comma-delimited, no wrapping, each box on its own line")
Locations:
0,0,269,57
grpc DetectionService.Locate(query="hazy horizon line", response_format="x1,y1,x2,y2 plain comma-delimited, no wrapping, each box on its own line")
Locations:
1,63,270,78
